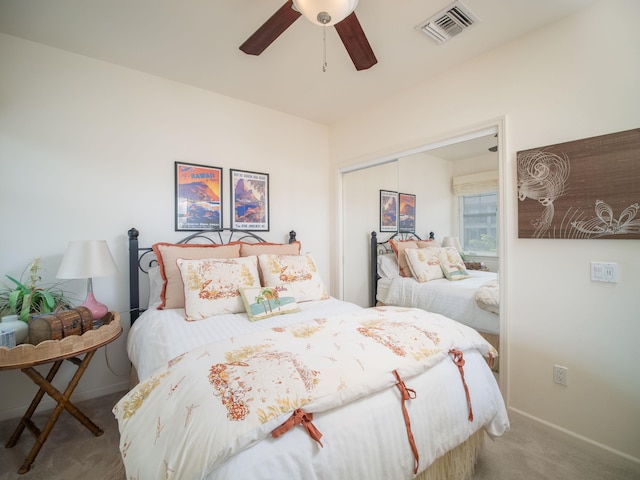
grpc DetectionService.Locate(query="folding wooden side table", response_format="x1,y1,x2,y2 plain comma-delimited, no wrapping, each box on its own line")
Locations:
0,312,122,474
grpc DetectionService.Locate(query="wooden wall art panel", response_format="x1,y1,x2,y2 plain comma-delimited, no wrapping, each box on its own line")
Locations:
517,128,640,239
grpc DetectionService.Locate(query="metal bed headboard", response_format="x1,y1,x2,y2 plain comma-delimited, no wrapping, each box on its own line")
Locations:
127,227,297,324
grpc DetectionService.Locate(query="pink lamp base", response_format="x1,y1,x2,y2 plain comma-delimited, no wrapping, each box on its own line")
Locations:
81,291,108,320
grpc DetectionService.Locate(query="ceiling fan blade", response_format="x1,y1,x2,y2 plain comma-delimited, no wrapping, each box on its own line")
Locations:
240,1,302,56
334,12,377,71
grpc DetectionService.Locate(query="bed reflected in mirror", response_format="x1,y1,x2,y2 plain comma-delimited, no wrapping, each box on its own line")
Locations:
341,130,502,378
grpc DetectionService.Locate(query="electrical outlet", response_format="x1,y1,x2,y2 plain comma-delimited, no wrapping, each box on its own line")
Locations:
553,365,568,386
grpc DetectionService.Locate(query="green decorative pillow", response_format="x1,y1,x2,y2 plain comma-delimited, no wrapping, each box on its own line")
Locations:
240,285,301,321
437,247,471,281
176,256,260,320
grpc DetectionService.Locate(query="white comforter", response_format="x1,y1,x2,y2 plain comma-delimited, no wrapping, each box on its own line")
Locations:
121,300,509,480
128,298,363,381
377,271,499,335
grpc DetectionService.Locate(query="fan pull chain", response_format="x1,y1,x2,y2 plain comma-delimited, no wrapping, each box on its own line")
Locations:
322,25,328,72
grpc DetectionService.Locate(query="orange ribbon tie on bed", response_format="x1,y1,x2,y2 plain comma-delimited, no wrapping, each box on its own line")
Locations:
272,408,323,447
449,349,474,422
393,370,420,475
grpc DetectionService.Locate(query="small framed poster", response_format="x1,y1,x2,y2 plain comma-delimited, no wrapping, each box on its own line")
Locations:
175,161,222,231
380,190,398,232
230,169,269,231
399,193,416,233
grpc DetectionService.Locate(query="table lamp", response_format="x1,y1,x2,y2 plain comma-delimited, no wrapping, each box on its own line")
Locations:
442,236,463,253
57,240,118,320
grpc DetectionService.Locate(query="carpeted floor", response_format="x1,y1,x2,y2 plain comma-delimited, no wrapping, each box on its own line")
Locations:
0,391,126,480
1,390,639,480
473,415,640,480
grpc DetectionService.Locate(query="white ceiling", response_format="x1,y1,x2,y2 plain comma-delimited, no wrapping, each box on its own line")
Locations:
428,133,497,161
0,0,596,126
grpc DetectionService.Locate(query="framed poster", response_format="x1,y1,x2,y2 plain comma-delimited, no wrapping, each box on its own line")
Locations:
230,169,269,231
175,161,222,231
380,190,398,232
399,193,416,233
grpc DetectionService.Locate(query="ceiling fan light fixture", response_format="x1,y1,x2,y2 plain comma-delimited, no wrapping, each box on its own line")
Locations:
292,0,359,27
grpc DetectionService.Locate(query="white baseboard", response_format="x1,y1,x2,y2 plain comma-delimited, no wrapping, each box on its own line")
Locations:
508,407,640,467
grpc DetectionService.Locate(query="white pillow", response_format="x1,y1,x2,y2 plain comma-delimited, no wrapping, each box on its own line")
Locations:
148,265,163,307
176,256,261,320
404,248,444,282
152,242,241,309
377,253,400,278
258,253,329,302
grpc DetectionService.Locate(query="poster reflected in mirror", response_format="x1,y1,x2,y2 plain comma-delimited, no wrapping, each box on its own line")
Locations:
380,190,398,232
399,193,416,233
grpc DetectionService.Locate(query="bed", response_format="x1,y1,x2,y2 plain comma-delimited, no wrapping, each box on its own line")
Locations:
370,231,500,338
114,227,508,480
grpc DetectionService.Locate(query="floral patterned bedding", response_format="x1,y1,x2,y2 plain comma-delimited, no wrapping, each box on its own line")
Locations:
475,279,500,315
114,305,504,479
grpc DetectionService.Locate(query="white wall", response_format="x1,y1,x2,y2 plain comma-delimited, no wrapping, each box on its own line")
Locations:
0,34,331,419
331,0,640,463
399,153,453,242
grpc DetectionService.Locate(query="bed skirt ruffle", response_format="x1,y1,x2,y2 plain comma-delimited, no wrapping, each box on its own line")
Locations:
417,428,485,480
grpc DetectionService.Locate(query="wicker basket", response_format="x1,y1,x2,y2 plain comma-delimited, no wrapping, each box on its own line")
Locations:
28,307,94,345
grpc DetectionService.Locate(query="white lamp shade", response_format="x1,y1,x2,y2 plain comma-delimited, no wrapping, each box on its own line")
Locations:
57,240,118,279
442,236,462,253
292,0,359,26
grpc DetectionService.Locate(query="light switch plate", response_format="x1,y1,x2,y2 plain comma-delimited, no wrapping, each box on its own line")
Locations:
591,261,618,283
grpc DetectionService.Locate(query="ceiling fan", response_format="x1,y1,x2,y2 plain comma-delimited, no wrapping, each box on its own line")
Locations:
239,0,377,71
488,134,498,152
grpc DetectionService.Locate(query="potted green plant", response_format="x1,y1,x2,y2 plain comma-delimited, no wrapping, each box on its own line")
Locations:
0,258,74,323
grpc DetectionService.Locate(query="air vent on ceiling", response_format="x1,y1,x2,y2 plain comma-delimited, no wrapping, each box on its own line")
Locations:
417,1,479,44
